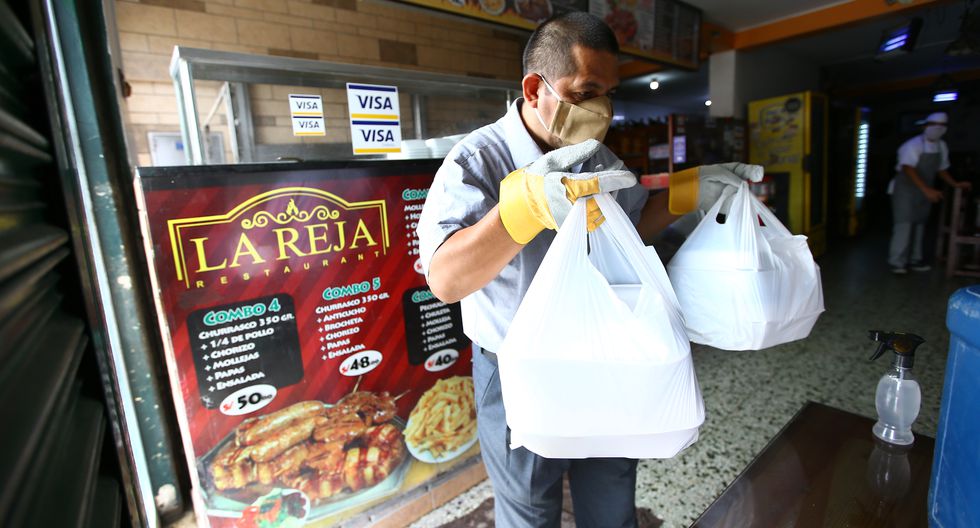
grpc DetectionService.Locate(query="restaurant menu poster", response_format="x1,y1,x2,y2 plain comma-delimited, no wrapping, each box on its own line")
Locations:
134,161,475,527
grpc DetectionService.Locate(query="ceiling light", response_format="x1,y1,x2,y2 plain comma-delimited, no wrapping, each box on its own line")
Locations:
875,18,923,60
704,100,712,107
649,79,660,90
932,74,959,103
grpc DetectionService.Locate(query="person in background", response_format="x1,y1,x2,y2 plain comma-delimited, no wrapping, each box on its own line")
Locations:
417,12,761,527
889,112,972,274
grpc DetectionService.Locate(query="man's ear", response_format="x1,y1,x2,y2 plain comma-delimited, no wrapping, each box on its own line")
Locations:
522,73,543,107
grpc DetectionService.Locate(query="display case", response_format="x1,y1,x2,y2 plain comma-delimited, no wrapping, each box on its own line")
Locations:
170,47,520,165
667,114,746,172
604,120,668,177
604,115,746,190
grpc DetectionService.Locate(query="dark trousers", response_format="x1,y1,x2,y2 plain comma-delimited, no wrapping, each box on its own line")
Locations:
473,345,639,528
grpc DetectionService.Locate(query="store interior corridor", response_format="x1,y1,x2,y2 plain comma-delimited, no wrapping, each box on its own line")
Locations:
413,222,975,528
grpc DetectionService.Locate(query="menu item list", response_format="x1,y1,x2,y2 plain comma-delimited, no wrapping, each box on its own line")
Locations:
402,287,468,367
188,294,302,409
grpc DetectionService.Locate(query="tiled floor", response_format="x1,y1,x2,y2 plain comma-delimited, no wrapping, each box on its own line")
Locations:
412,231,977,528
431,478,665,528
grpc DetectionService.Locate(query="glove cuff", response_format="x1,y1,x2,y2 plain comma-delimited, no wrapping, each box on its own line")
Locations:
499,169,549,244
669,167,700,215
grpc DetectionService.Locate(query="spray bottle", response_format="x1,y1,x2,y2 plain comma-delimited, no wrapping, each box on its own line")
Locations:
868,331,925,445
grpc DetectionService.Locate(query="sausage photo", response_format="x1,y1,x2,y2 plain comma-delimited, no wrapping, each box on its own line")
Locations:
247,416,317,463
236,400,325,446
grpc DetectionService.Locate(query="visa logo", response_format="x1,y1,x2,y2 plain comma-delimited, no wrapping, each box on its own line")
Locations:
360,129,394,142
295,100,320,110
356,95,393,110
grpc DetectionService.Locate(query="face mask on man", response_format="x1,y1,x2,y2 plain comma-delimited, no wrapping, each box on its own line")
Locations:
534,75,613,146
924,124,947,142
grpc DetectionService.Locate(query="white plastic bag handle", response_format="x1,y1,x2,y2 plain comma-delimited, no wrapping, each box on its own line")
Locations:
590,194,656,283
708,184,736,220
553,191,590,264
590,193,685,318
750,189,794,239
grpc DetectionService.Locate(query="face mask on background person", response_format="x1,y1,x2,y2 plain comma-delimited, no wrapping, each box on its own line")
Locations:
924,124,947,141
535,75,613,146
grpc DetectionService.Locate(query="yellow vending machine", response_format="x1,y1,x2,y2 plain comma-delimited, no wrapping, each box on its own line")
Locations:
748,91,828,256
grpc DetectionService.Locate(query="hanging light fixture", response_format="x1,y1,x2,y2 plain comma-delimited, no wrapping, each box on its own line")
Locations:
874,17,923,60
932,74,959,103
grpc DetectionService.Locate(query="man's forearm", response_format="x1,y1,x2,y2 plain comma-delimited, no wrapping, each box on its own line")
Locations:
938,169,957,186
637,191,681,244
426,206,523,304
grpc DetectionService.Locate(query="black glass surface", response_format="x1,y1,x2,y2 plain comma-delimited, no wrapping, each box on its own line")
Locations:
692,401,934,528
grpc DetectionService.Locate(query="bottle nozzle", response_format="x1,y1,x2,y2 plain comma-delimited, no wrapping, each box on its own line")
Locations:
868,330,925,367
868,341,888,361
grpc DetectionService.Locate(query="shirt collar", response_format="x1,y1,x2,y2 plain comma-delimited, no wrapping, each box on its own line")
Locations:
501,98,545,169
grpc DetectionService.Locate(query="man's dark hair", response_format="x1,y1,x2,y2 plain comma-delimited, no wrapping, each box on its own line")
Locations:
523,12,619,80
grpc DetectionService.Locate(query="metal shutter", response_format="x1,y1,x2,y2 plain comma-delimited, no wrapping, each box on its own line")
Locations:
0,1,122,526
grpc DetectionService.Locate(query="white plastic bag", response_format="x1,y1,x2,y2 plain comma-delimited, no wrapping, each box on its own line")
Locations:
667,183,824,351
497,193,704,459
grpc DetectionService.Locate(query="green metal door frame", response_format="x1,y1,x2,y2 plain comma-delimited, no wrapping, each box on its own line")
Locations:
31,0,187,525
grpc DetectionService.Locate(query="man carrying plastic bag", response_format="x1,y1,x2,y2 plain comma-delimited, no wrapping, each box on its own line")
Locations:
417,12,761,528
498,190,704,461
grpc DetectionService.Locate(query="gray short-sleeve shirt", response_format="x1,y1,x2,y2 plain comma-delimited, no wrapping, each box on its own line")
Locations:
417,99,649,352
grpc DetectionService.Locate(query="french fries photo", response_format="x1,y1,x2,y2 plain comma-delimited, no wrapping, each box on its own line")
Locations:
404,376,477,461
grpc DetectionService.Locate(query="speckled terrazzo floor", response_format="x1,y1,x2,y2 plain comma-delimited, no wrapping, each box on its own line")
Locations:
412,231,977,528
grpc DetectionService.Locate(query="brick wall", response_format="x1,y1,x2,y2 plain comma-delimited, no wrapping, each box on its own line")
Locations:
115,0,526,165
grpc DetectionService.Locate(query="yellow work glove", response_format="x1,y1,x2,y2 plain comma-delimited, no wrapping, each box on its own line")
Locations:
499,139,637,244
669,162,765,215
